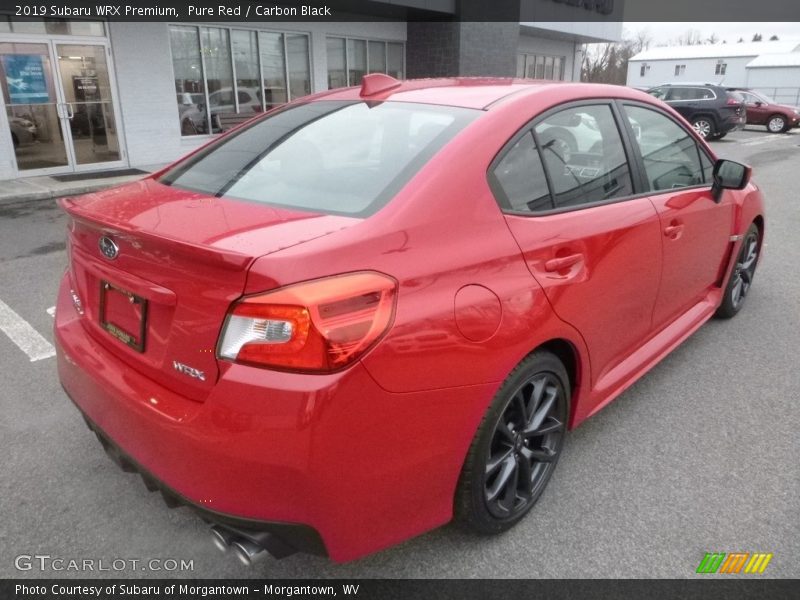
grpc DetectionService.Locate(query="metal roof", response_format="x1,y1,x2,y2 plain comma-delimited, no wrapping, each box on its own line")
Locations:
630,41,800,62
746,53,800,68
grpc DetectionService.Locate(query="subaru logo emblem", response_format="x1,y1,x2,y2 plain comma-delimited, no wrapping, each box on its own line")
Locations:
98,236,119,260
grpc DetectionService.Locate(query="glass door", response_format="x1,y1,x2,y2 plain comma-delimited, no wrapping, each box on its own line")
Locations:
0,38,126,175
54,43,123,170
0,41,70,173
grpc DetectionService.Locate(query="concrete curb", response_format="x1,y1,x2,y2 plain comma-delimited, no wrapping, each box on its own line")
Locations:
0,175,146,206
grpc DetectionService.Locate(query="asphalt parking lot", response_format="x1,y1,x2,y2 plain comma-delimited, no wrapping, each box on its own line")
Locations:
0,126,797,579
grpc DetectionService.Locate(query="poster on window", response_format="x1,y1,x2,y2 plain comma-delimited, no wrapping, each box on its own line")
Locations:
1,54,49,104
73,75,99,102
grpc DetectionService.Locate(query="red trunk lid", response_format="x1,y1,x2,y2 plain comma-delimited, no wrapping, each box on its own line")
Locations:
60,178,358,401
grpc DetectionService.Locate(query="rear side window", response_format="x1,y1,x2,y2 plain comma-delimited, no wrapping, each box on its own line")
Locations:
534,104,634,209
491,132,551,212
623,105,707,191
159,101,479,216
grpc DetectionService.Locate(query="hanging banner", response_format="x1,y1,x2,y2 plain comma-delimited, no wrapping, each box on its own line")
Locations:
2,54,50,104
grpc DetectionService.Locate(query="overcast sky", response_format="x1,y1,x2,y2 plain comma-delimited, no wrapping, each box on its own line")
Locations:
624,22,800,46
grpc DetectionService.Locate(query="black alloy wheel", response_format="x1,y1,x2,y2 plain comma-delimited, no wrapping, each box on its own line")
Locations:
456,351,569,533
716,223,760,319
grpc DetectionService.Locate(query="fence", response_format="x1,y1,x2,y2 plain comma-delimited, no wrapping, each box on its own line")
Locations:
751,87,800,106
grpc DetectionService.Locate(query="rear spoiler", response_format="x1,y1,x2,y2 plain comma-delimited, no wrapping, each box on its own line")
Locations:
58,197,253,272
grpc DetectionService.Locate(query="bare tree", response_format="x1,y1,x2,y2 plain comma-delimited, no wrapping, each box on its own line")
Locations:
752,33,763,42
770,34,780,41
675,29,704,46
632,29,652,52
581,31,653,85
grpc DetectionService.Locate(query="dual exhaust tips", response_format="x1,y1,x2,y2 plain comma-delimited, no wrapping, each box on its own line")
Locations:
210,525,297,566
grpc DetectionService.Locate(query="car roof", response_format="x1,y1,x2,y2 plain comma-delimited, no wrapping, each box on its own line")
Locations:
650,82,723,88
311,77,657,110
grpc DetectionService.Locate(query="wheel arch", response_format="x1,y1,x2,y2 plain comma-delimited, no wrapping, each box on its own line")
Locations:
752,214,765,238
521,336,588,429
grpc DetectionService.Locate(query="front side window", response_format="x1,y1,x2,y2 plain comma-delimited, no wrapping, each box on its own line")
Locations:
648,86,668,100
534,105,634,209
159,101,479,216
624,105,708,191
666,87,694,101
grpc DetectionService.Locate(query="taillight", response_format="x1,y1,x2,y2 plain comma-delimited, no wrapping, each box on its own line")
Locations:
218,272,397,373
726,98,741,105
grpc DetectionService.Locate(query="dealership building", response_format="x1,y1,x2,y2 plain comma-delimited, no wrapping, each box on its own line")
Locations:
0,1,622,182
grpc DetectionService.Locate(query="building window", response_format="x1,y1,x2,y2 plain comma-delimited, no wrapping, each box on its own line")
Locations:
674,64,686,76
640,63,650,77
715,62,727,75
169,25,311,136
0,17,105,36
326,37,404,88
516,53,567,81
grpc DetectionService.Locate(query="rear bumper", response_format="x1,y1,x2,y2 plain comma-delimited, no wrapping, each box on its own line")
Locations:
66,390,327,557
721,116,746,133
54,274,493,561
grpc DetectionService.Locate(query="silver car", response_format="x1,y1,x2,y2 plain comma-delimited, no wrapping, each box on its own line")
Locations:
10,116,37,147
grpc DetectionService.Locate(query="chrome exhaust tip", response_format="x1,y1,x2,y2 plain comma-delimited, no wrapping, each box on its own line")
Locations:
231,538,267,566
210,525,236,553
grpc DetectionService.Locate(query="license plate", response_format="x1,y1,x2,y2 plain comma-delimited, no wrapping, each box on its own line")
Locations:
99,280,147,352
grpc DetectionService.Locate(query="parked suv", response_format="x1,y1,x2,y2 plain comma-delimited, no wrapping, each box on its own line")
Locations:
727,88,800,133
647,83,746,140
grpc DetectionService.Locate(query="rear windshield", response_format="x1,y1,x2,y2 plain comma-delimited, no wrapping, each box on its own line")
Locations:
159,101,479,216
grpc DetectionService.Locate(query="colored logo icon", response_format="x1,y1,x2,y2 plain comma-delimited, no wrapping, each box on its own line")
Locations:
697,552,773,574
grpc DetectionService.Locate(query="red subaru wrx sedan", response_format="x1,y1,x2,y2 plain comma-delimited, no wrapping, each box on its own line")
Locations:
55,75,765,564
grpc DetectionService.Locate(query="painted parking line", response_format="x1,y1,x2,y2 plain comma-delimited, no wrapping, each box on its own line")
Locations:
46,306,56,317
740,135,784,146
0,298,56,362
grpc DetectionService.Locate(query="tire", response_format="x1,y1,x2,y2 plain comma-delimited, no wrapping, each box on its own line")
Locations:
710,132,727,140
691,117,715,139
455,350,569,534
766,114,787,133
715,223,760,319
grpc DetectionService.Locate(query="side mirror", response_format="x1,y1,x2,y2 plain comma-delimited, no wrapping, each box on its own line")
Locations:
754,101,763,107
712,159,751,202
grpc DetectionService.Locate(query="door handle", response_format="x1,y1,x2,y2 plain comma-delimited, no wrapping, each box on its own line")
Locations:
544,253,583,272
57,103,74,120
664,224,684,237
